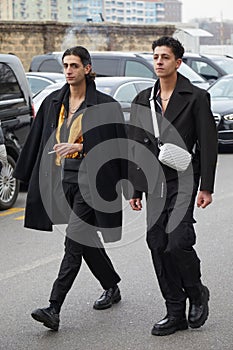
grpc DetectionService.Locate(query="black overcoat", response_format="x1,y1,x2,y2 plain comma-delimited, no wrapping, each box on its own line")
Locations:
13,81,128,242
128,73,218,196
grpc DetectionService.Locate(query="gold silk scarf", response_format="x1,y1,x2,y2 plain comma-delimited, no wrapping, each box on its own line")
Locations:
55,104,83,165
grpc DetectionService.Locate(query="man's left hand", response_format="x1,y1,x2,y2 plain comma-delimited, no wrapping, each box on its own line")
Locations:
197,190,212,209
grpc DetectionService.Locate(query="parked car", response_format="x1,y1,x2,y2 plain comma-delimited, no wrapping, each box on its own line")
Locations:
26,72,66,95
0,54,34,209
183,53,233,83
207,74,233,148
97,76,155,121
29,51,209,89
29,52,64,73
33,76,155,121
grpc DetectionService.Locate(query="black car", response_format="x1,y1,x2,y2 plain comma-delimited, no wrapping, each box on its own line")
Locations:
0,54,34,209
183,53,233,83
207,74,233,148
29,51,209,89
29,51,156,77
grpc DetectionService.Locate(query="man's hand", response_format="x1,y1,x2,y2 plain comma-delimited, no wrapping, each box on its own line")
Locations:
53,143,83,157
129,198,142,211
197,190,212,209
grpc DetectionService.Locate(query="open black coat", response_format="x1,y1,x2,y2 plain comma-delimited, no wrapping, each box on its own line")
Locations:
128,73,218,196
13,81,128,242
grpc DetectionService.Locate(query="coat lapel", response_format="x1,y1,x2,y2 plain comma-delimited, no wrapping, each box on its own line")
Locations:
133,86,157,144
164,73,193,124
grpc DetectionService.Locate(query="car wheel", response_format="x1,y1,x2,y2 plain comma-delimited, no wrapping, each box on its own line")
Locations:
0,155,20,210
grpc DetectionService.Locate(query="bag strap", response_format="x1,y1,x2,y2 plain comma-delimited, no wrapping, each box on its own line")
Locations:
149,86,160,139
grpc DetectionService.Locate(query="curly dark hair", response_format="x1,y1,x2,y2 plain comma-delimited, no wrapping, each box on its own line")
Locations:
62,46,96,80
152,36,184,59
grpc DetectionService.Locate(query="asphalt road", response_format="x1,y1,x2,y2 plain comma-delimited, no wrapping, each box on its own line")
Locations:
0,152,233,350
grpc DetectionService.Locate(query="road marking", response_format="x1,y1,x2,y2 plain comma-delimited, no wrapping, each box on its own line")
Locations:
14,216,25,221
0,254,61,282
0,208,25,216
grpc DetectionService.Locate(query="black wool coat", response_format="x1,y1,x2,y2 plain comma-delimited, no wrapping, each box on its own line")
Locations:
13,81,128,242
128,73,218,196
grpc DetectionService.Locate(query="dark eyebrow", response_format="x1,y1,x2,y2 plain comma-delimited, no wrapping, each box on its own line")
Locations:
63,62,81,68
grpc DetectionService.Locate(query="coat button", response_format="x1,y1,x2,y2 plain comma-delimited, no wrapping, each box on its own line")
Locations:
136,166,141,170
144,137,149,144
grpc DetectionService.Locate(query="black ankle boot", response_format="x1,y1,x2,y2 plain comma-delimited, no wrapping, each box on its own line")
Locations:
31,306,60,331
188,285,210,328
93,285,121,310
151,315,188,336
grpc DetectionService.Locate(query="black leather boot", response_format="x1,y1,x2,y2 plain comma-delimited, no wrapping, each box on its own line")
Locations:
31,306,60,331
93,285,121,310
151,315,188,336
188,285,210,328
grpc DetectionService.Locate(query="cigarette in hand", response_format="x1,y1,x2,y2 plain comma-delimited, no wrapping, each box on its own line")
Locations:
48,150,56,154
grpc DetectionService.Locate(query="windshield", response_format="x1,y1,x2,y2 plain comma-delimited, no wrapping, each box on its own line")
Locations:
208,76,233,98
211,57,233,74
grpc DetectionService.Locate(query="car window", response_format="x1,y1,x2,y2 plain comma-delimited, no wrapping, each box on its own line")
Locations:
208,77,233,98
0,63,23,101
92,58,120,76
27,77,52,95
211,57,233,75
178,62,206,83
125,60,154,78
114,83,138,102
136,81,154,91
192,62,219,81
38,59,63,73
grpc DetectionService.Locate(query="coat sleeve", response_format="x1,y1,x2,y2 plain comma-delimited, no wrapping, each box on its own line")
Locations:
13,104,45,183
113,101,131,200
128,97,147,198
195,90,218,193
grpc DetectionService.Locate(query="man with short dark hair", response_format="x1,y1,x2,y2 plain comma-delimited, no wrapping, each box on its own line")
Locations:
14,46,127,331
129,36,218,336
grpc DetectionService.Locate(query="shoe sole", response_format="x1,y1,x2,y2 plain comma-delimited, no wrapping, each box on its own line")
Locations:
188,286,210,329
93,294,121,310
31,311,59,331
151,321,188,336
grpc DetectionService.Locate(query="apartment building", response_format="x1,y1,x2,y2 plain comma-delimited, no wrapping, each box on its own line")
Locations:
0,0,72,21
0,0,13,19
64,0,166,23
0,0,182,23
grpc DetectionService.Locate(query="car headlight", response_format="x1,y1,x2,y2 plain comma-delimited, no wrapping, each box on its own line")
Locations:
223,114,233,121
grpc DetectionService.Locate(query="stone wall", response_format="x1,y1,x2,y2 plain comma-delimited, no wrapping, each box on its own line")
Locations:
0,21,176,71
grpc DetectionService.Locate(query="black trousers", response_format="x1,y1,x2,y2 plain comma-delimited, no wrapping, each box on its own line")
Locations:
49,182,121,306
146,174,202,317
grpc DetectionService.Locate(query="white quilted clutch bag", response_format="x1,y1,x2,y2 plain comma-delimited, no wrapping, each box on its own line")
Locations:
158,143,192,172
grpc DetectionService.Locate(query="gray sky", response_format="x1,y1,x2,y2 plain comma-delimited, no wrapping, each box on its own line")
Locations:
182,0,233,22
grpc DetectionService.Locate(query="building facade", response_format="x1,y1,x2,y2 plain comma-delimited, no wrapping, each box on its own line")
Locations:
0,0,13,20
164,0,182,22
0,0,182,23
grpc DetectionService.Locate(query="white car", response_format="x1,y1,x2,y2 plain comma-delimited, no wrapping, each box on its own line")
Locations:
26,72,66,95
33,76,156,121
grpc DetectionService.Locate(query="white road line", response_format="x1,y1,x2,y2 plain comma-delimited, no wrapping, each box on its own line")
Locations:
0,254,61,282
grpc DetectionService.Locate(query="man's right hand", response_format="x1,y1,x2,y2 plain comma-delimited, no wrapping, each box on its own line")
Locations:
129,198,142,211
